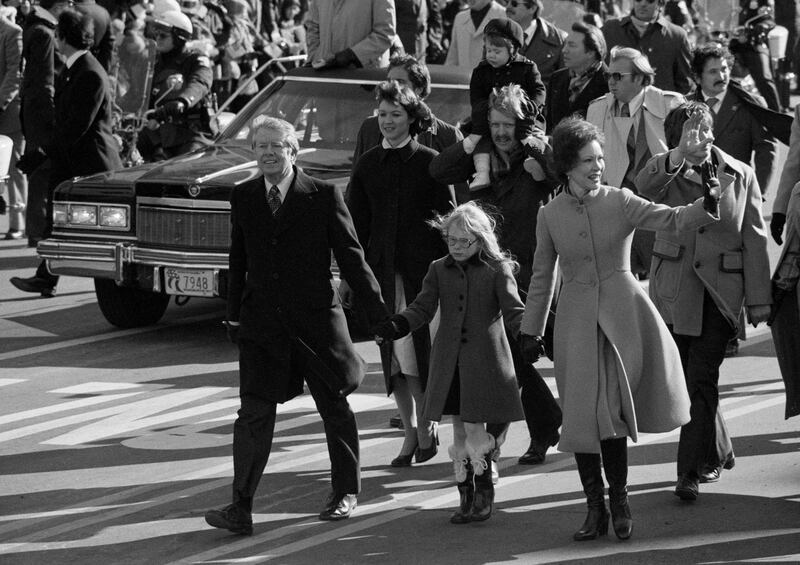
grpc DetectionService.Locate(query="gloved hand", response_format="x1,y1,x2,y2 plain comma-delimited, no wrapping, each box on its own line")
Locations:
701,160,720,216
771,212,786,245
371,314,410,344
154,99,186,122
522,131,552,181
225,320,240,344
520,333,546,364
333,48,359,68
16,148,47,174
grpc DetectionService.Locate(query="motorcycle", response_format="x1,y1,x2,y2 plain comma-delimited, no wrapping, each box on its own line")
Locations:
109,34,158,167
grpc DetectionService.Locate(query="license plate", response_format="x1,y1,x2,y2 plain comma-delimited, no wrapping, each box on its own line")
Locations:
163,268,215,297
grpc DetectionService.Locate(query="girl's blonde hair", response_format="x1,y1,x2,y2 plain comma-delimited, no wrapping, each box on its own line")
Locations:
429,201,519,275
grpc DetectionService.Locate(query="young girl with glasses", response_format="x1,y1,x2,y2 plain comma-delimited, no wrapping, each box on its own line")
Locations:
373,201,526,524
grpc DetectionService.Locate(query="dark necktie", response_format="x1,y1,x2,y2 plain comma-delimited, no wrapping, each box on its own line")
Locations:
621,103,636,170
267,185,281,215
706,97,719,115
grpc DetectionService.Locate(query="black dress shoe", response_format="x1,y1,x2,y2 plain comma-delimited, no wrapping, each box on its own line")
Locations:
10,276,56,297
205,504,253,535
4,230,22,240
391,453,414,467
414,430,439,463
675,474,699,501
319,493,356,521
518,431,559,465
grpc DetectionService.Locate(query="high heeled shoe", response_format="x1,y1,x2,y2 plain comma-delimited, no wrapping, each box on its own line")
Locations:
414,430,439,463
391,438,419,467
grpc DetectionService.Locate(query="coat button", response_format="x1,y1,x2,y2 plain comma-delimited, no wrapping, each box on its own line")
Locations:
694,261,701,268
461,327,467,333
577,207,584,214
584,255,592,262
272,273,279,279
459,294,464,300
461,337,468,344
698,227,705,234
580,231,587,238
271,238,278,245
458,306,463,311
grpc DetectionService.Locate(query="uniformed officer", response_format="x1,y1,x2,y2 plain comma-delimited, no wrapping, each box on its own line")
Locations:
138,9,215,161
729,0,782,111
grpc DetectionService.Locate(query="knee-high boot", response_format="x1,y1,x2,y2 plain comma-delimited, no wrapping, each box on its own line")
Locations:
449,445,473,524
601,437,632,540
573,452,609,541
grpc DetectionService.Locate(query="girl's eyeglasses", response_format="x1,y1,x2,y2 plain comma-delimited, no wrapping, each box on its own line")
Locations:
443,236,477,248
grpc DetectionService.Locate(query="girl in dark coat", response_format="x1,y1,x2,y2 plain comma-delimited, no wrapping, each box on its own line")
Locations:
374,201,525,524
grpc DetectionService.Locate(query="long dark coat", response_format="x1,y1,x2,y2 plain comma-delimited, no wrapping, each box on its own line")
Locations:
347,139,453,390
227,168,388,402
50,51,121,184
401,255,525,423
545,62,608,134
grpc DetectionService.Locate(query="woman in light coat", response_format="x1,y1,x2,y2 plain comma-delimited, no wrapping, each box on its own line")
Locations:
519,117,719,542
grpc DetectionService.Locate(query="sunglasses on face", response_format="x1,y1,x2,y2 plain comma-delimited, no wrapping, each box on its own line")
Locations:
508,0,533,7
603,71,633,82
154,31,172,39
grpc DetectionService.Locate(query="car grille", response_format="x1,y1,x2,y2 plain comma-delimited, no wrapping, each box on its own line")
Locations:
137,205,230,250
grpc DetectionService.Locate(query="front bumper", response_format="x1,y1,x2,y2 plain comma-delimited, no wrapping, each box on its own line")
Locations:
37,238,229,295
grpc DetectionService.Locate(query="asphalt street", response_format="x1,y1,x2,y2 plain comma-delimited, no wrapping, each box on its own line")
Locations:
0,147,798,564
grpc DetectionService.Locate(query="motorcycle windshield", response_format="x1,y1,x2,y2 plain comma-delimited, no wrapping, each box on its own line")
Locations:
112,37,157,117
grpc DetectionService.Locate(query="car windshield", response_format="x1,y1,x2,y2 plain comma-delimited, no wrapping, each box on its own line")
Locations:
219,76,470,178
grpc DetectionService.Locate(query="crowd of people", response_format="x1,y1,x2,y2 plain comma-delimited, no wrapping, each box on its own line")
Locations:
0,0,797,544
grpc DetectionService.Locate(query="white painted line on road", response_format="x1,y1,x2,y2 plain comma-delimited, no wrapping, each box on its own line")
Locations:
0,311,222,362
0,393,142,426
0,317,56,338
0,378,24,387
0,502,149,522
51,382,144,394
701,554,800,563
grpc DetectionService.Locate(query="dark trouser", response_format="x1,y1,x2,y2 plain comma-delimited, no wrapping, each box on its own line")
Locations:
671,292,737,477
232,339,360,511
487,330,562,444
25,159,52,246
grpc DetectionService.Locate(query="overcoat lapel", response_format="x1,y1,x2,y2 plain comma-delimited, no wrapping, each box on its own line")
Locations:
713,95,737,139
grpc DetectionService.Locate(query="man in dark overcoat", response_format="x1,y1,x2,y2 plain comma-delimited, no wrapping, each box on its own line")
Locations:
11,9,121,298
601,0,693,94
506,0,567,88
430,84,562,466
73,0,113,70
204,115,388,536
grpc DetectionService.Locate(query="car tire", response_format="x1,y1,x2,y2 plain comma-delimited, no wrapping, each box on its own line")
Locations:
94,278,170,328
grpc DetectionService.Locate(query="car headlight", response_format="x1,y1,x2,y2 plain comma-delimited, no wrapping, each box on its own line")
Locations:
99,206,128,228
53,203,68,226
69,204,97,225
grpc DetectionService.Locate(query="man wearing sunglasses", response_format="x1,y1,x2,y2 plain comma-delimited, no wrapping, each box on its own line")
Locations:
601,0,693,95
586,46,685,277
505,0,566,88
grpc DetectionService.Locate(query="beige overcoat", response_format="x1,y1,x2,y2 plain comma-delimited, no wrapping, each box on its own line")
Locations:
521,186,716,453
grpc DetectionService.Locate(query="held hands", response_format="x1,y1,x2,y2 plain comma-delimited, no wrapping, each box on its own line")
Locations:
371,315,410,346
520,333,547,364
312,48,359,70
153,100,186,122
747,304,772,327
700,160,720,215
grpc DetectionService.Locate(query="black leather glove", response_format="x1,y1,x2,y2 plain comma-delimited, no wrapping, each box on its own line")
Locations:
701,160,720,215
225,320,240,344
771,212,786,245
16,148,47,174
333,48,360,68
154,99,186,122
520,333,546,364
371,314,410,341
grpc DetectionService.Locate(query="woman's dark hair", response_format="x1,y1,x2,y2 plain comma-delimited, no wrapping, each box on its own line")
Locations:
571,21,606,62
551,117,605,185
57,9,95,51
375,80,433,137
664,101,713,150
690,42,734,79
388,54,432,99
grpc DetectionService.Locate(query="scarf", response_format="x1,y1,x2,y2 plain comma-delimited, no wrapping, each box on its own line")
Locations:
568,61,602,103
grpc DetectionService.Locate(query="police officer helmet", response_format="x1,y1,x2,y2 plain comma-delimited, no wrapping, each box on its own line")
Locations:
152,10,193,43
